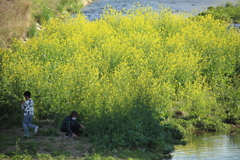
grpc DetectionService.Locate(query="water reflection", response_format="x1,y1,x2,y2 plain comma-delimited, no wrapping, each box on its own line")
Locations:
171,132,240,160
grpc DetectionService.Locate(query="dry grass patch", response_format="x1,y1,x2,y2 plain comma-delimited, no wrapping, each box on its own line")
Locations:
0,0,84,48
0,0,32,48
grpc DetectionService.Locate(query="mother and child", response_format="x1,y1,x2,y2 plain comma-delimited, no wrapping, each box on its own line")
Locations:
20,91,85,137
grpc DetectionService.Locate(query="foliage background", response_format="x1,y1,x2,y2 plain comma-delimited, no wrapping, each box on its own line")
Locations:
198,2,240,23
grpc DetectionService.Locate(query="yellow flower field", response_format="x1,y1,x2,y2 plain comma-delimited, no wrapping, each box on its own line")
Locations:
0,5,239,138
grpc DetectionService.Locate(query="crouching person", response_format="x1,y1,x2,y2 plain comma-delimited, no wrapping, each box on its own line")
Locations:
60,111,85,137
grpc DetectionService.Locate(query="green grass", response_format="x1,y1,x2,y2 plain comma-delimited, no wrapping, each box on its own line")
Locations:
1,122,169,159
19,141,38,155
116,149,167,160
31,119,53,128
0,122,177,159
51,149,71,157
198,2,240,23
0,131,171,160
0,134,18,152
37,128,59,137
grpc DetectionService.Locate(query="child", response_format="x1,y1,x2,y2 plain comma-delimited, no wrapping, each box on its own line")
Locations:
60,111,85,137
20,91,38,137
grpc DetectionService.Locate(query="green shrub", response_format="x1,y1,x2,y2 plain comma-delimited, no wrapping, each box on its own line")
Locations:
86,101,185,151
198,2,240,23
36,5,54,24
0,92,23,128
58,0,83,13
194,118,230,132
28,23,37,38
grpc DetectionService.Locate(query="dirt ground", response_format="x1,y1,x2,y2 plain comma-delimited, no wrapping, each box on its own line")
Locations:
0,122,92,158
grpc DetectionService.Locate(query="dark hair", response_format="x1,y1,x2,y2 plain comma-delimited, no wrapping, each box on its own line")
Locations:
24,91,31,97
70,111,79,117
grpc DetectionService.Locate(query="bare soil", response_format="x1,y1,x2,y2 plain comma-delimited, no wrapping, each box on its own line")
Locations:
0,122,92,158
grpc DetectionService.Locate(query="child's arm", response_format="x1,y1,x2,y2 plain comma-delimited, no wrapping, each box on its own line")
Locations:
77,120,85,129
21,100,34,112
21,100,27,109
80,124,85,129
20,100,24,104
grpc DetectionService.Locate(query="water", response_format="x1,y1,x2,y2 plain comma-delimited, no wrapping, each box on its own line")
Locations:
82,0,238,21
171,132,240,160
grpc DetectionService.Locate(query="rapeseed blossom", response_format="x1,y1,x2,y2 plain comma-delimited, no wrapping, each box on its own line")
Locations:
0,6,239,124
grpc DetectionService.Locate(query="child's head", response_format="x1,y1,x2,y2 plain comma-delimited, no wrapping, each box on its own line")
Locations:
70,111,79,118
23,91,31,100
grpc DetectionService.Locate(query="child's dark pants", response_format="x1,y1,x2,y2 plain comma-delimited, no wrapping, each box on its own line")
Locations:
61,123,81,136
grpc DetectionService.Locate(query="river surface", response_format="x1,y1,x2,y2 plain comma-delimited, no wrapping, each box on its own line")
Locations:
82,0,238,21
171,132,240,160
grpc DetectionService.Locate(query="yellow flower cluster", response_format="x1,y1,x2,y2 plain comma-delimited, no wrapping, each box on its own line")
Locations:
0,5,239,120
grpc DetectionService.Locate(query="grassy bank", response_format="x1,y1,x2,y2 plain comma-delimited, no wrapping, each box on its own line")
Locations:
0,0,85,49
0,120,176,160
198,2,240,23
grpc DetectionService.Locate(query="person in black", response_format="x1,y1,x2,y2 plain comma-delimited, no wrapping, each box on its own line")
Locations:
60,111,85,137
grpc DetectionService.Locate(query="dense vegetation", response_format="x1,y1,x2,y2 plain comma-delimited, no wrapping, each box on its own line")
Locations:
0,3,240,159
198,2,240,23
0,0,85,48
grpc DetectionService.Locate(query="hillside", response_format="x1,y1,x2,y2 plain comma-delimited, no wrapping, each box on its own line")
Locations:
0,0,90,48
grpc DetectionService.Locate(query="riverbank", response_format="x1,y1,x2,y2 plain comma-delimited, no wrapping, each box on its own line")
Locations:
1,125,239,159
0,120,175,160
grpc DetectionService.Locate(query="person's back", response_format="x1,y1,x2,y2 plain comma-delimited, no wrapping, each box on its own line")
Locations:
22,98,34,116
